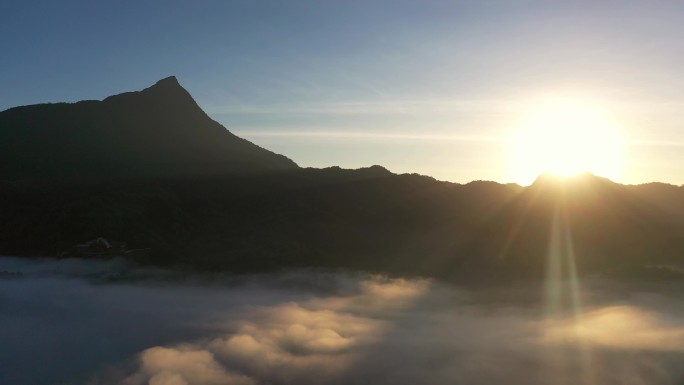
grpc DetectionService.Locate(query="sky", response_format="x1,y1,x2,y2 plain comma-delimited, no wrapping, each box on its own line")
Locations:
2,0,684,185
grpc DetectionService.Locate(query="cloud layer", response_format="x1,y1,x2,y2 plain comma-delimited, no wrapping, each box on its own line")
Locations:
3,257,684,385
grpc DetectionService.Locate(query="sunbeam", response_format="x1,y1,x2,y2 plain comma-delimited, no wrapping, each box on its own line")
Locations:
543,187,595,385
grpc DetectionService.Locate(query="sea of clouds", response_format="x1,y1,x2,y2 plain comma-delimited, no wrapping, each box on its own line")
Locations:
2,256,684,385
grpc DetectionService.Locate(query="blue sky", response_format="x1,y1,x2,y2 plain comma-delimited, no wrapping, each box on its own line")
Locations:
3,1,684,184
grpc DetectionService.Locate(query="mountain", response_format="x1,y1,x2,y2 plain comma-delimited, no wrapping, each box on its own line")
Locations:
0,76,297,181
2,168,683,282
452,173,684,280
2,78,684,282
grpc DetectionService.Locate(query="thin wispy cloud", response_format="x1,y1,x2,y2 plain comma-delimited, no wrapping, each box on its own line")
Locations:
233,130,507,143
207,99,521,117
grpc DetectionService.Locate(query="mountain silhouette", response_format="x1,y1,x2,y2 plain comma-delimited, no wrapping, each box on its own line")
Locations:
451,173,684,281
2,78,684,282
0,76,297,181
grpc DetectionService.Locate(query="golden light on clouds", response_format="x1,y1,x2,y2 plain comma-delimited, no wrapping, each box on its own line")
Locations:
123,276,433,385
508,99,627,185
545,305,684,352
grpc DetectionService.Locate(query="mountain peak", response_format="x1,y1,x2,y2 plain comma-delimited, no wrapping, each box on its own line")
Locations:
531,172,610,187
526,172,620,207
142,76,184,94
151,75,180,87
103,76,188,105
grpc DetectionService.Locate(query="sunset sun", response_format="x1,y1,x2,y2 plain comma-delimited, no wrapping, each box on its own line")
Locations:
508,99,627,185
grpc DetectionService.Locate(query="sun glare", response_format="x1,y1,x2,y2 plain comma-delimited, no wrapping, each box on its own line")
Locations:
508,99,626,185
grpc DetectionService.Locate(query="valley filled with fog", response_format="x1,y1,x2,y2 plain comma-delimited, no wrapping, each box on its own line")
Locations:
3,257,684,385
